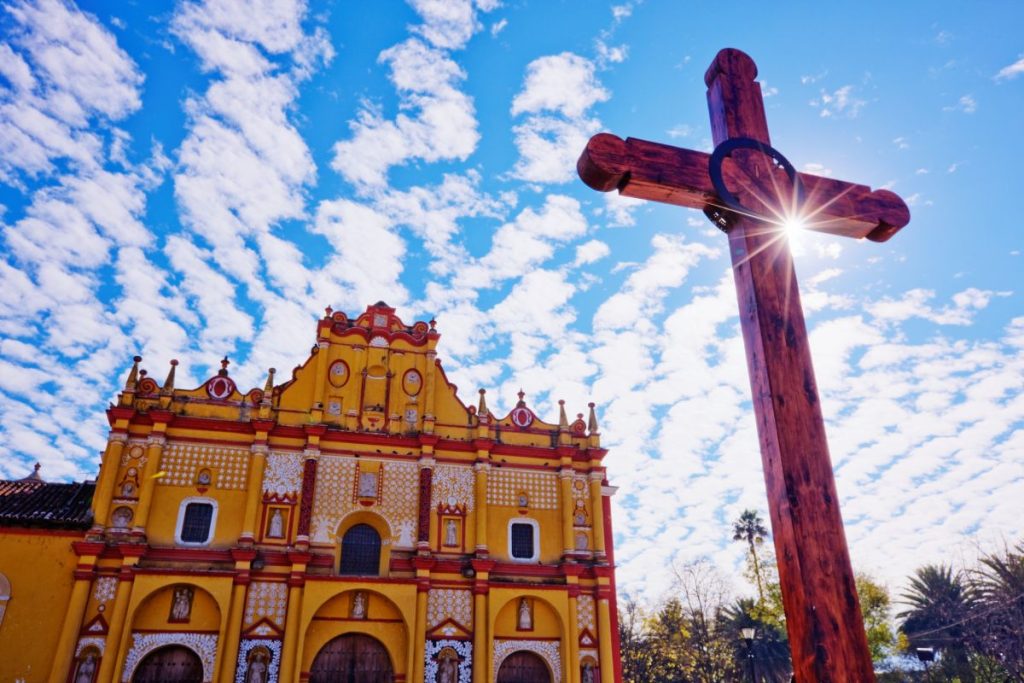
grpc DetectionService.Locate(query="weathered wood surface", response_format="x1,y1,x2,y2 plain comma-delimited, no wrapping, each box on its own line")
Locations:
577,47,902,683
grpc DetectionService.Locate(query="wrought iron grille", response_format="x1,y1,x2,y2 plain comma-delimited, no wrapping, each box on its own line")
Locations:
510,523,535,559
180,503,213,543
340,524,382,575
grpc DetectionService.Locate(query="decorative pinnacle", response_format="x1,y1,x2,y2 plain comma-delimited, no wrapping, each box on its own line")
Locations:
325,305,333,317
162,359,178,393
588,401,600,434
516,389,526,407
125,355,142,390
477,388,489,416
558,400,569,429
219,356,230,376
263,367,276,393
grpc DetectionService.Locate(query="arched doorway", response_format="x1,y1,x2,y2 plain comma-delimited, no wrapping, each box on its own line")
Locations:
131,645,203,683
309,633,394,683
497,651,552,683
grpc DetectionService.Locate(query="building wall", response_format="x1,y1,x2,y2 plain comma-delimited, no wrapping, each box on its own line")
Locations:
0,303,620,683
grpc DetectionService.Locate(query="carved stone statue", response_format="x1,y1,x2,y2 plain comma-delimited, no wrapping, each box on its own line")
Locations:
582,662,595,683
358,471,378,498
267,508,284,538
517,597,532,630
170,586,193,621
444,519,458,546
351,591,367,619
74,653,97,683
111,507,132,529
437,655,458,683
246,652,268,683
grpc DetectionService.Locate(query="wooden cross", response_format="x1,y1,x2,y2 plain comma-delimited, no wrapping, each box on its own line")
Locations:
578,49,910,683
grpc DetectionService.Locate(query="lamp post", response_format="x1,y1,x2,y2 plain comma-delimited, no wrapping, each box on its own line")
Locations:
741,627,756,683
915,647,935,682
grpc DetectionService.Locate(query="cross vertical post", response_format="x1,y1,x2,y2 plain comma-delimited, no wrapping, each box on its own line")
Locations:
578,48,910,682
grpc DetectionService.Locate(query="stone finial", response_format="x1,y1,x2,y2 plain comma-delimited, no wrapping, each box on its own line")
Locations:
20,462,43,482
162,359,178,393
588,402,600,434
218,356,230,376
325,305,333,318
263,367,277,394
558,400,569,429
516,389,526,407
124,355,142,390
477,389,489,417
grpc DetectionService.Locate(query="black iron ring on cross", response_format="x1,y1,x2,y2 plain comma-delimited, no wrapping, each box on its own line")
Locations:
703,137,805,233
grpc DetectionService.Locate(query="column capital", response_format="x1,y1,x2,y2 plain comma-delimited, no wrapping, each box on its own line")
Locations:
418,456,436,469
146,433,166,446
302,447,320,460
109,432,129,443
251,443,269,455
473,461,490,473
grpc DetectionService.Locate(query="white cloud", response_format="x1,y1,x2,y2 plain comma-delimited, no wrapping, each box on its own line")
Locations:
811,84,865,118
995,54,1024,81
574,239,611,266
511,52,609,118
944,94,976,113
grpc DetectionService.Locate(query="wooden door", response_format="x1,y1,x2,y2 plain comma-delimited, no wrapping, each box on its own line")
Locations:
309,633,394,683
131,645,203,683
497,651,551,683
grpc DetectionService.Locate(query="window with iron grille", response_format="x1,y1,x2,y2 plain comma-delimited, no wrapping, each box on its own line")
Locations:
180,502,214,543
510,522,536,560
340,524,381,575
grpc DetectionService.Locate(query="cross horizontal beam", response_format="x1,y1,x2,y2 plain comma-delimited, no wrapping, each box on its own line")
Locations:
577,133,910,242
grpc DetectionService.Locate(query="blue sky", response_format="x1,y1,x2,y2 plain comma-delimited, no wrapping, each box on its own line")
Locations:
1,0,1022,602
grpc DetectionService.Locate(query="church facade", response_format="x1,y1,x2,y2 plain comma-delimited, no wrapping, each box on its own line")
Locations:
0,302,622,683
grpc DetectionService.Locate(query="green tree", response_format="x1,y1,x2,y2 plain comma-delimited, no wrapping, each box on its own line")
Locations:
732,509,770,603
619,599,660,683
672,558,740,682
719,598,792,682
855,573,897,663
897,564,975,682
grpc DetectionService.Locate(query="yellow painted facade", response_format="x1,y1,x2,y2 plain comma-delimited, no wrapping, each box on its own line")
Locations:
0,302,621,683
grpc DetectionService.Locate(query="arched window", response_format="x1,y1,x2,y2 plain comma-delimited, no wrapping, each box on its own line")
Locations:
340,524,381,575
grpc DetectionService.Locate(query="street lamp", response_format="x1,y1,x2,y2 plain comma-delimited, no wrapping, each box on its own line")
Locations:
915,647,935,681
741,628,756,683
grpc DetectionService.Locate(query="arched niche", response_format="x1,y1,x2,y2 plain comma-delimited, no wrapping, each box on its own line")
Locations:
300,589,408,678
492,593,563,640
129,583,222,632
0,571,10,629
335,510,392,576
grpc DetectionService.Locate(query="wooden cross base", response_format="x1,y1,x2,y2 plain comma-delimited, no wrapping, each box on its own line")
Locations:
578,49,911,683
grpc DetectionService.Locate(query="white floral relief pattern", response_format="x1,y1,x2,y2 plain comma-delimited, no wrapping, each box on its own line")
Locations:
262,452,304,496
487,469,559,509
427,589,472,631
310,456,356,543
122,632,217,682
158,442,248,490
76,636,105,656
494,639,561,683
234,639,281,683
576,594,596,633
431,464,475,511
92,577,117,605
310,457,419,544
243,582,288,630
425,639,472,683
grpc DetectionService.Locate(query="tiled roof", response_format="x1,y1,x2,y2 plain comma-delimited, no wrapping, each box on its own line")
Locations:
0,479,95,529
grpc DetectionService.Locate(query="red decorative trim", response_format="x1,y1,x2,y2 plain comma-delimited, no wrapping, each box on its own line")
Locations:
143,547,234,563
297,458,317,538
417,467,432,544
411,556,436,571
426,617,471,637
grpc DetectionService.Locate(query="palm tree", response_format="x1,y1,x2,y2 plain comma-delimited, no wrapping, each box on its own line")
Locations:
732,509,770,602
968,544,1024,680
897,564,975,682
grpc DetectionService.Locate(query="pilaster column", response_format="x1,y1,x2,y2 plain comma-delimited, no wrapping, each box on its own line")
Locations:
91,433,128,531
412,557,433,683
310,339,330,423
132,411,172,534
100,550,144,683
588,471,606,560
559,467,576,557
295,447,319,548
471,559,494,683
47,544,101,683
566,589,581,683
422,350,437,433
218,553,253,682
473,462,489,556
595,587,615,683
416,456,435,554
279,552,310,680
241,439,270,543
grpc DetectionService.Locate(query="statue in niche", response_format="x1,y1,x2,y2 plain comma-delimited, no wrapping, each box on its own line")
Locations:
111,506,133,529
267,508,285,538
351,591,367,619
518,597,532,630
245,650,268,683
436,653,458,683
517,491,529,508
196,468,212,486
444,519,458,547
358,471,378,498
573,500,588,526
170,586,193,621
582,662,595,683
74,651,97,683
120,480,135,497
